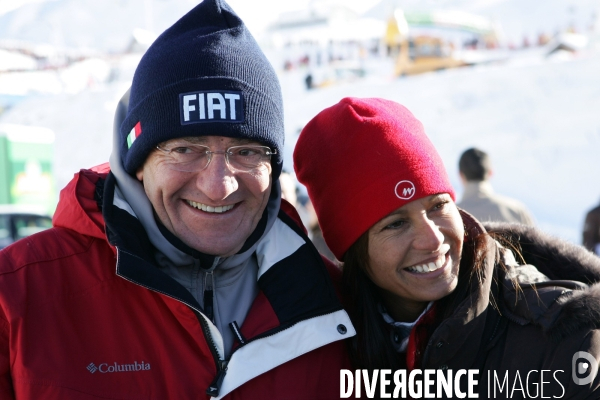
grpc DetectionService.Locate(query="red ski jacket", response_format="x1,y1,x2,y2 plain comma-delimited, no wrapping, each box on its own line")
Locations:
0,165,354,399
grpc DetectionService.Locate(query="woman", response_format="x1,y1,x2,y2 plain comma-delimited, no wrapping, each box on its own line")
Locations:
294,97,600,398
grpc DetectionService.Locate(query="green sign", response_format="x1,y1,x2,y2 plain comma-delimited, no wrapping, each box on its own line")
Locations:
0,124,55,215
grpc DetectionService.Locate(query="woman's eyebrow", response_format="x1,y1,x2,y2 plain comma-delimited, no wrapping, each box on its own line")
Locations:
429,194,447,202
381,209,409,220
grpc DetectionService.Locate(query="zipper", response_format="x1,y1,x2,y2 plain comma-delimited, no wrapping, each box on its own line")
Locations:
204,270,214,322
196,310,228,397
114,247,227,397
206,359,228,397
114,248,347,397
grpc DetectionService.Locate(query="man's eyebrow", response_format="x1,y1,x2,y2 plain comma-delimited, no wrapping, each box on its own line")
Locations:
182,137,257,145
183,136,209,144
230,138,256,145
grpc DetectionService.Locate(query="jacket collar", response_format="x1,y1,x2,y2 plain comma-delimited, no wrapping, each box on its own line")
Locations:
484,220,600,341
52,164,111,241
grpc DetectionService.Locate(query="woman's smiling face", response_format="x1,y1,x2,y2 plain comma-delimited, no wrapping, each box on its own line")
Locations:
366,194,464,317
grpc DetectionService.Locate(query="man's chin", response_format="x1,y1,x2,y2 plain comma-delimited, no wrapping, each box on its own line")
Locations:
182,234,247,258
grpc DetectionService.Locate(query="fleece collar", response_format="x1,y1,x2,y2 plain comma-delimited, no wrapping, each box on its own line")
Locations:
484,221,600,341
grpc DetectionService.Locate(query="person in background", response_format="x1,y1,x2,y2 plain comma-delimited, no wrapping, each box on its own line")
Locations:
457,147,535,225
279,171,336,262
278,170,298,206
0,1,354,399
583,201,600,255
305,198,337,262
294,97,600,397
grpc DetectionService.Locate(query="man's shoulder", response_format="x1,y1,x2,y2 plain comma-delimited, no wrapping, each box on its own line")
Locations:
279,199,307,234
0,226,109,275
279,199,341,276
492,192,528,210
0,227,116,313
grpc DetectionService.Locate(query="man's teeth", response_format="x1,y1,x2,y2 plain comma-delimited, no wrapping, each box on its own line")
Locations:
187,201,234,213
406,258,444,274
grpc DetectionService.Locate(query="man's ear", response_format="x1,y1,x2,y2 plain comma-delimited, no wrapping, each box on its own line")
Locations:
136,167,144,182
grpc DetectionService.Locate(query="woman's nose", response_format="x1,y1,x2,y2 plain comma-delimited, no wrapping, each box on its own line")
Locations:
412,217,444,252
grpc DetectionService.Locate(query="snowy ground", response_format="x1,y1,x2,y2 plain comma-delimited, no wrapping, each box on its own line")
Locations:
278,48,600,244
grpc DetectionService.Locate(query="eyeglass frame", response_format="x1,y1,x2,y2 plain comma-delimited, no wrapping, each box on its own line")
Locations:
154,142,277,173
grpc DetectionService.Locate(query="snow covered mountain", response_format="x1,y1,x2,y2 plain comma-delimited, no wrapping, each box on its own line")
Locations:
0,0,598,52
0,0,198,52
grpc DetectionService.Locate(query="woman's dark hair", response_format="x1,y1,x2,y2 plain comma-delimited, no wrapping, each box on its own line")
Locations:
341,219,490,371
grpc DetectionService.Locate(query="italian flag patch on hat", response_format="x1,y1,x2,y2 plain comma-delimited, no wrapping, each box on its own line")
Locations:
127,121,142,148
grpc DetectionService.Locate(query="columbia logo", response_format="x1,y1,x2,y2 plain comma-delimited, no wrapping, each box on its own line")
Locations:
87,361,152,374
87,363,98,374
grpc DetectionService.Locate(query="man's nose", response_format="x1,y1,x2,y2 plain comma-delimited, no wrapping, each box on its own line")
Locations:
412,216,444,252
196,152,238,201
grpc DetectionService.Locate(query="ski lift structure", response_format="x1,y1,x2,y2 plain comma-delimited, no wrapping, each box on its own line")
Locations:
385,9,505,76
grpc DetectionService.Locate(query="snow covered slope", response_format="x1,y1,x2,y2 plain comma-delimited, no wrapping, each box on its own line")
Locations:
279,50,600,244
0,0,197,52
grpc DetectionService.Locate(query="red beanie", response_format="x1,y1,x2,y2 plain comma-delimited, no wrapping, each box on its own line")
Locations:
293,97,455,260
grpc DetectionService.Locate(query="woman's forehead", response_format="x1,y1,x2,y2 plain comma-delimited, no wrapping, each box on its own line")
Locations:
385,193,452,216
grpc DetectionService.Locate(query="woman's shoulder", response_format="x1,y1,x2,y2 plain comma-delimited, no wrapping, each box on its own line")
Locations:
496,248,600,341
483,221,600,338
484,221,600,283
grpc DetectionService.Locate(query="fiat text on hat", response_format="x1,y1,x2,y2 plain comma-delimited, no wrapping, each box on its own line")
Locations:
180,90,244,124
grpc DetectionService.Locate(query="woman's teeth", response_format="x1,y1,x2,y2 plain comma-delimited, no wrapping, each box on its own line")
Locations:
187,200,234,213
406,258,444,274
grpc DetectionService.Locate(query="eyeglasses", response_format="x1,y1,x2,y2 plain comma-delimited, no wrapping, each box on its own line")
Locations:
155,142,276,173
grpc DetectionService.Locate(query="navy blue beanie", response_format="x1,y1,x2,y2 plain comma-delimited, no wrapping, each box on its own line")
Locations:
120,0,284,179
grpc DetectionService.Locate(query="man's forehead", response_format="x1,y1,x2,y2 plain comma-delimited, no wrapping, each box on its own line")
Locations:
166,136,259,146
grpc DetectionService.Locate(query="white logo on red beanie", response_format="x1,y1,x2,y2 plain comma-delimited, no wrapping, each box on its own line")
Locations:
395,180,416,200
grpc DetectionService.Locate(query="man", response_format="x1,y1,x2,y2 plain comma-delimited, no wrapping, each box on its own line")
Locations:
583,202,600,255
0,1,354,399
457,147,535,225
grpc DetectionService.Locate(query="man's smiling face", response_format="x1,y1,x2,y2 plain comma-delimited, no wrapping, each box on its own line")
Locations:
136,135,272,256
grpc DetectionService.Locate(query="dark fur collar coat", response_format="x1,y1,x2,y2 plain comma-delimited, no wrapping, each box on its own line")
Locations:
418,211,600,399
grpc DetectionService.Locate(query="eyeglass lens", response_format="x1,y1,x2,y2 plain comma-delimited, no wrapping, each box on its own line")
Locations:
158,144,273,172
